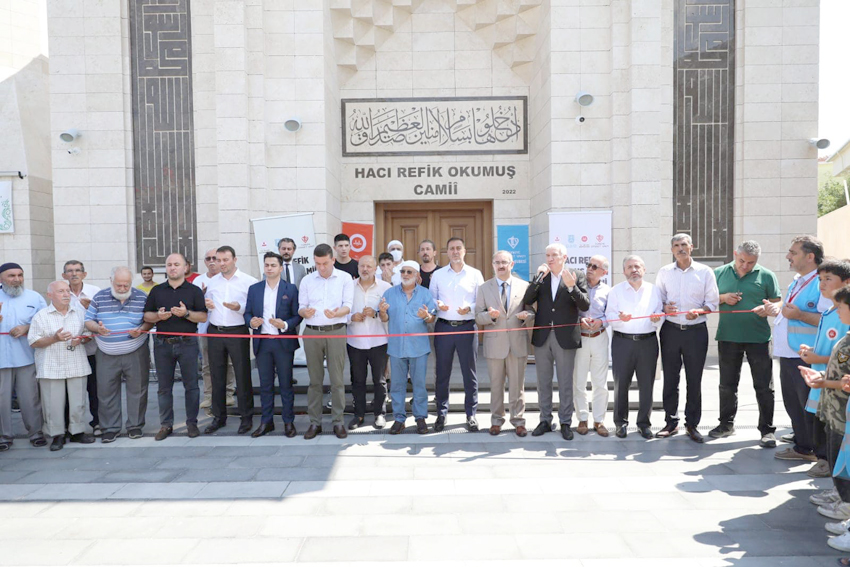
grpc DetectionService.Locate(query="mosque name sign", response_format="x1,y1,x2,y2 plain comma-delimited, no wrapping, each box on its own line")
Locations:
342,96,528,157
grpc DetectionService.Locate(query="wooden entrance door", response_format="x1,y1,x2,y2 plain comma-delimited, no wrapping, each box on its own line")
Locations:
375,201,494,277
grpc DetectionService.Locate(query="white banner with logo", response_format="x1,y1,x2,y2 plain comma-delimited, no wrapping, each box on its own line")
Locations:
548,211,613,286
0,181,13,233
250,213,317,366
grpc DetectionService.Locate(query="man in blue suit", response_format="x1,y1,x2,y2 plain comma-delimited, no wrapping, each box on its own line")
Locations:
244,252,302,437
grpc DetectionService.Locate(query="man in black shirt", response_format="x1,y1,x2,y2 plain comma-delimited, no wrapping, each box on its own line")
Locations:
418,239,441,288
143,253,208,441
333,233,359,279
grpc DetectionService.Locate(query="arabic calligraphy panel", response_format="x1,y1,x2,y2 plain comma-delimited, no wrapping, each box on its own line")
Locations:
342,97,528,157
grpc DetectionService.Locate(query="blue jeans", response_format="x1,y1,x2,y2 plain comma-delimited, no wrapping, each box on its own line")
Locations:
153,337,200,427
390,354,429,423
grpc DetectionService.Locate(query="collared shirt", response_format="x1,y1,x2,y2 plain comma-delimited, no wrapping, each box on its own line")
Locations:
192,272,215,333
281,262,295,285
551,273,562,300
205,269,258,327
579,280,611,328
714,262,780,343
496,277,512,311
28,303,92,379
260,280,283,335
428,264,484,321
143,279,207,334
84,288,148,355
0,288,46,369
605,280,664,334
70,283,101,356
348,278,391,350
298,268,354,326
773,269,831,358
655,260,719,325
383,284,437,359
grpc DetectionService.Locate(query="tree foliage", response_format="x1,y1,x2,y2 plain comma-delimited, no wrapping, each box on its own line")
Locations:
819,176,849,217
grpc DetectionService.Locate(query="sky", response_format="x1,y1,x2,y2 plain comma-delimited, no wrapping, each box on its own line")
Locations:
819,0,850,157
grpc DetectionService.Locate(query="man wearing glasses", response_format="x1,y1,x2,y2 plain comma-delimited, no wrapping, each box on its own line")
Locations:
573,256,612,437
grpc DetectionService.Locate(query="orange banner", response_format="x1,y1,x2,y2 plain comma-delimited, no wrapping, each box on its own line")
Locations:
342,222,373,260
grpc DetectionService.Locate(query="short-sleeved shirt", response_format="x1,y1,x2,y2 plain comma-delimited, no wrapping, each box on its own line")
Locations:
143,280,207,334
419,265,441,289
0,288,47,369
817,332,850,430
334,259,359,279
383,284,437,359
28,303,92,379
714,262,781,344
136,281,157,294
85,288,148,355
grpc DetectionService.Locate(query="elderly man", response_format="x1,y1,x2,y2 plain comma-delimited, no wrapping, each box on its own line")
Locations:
605,256,664,439
279,237,307,287
299,243,354,439
521,243,590,440
709,241,781,447
475,251,534,436
379,260,437,434
381,240,405,285
0,263,47,451
143,253,208,441
655,234,719,443
347,255,391,430
28,281,96,451
573,255,611,437
85,267,154,442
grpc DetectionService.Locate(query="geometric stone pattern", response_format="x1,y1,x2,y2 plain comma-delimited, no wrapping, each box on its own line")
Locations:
674,0,735,262
129,0,197,269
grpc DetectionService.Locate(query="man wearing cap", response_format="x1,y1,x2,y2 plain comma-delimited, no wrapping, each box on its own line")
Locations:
0,262,47,451
379,260,437,434
382,240,405,285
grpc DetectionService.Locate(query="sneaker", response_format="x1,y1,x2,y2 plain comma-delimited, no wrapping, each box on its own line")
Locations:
101,431,118,443
759,433,777,448
11,398,20,413
467,416,479,432
226,395,236,407
780,433,795,444
808,459,832,478
92,425,103,437
775,447,818,462
127,428,143,439
348,416,364,430
812,488,841,506
818,500,850,520
708,425,735,439
826,517,850,535
829,531,850,552
204,407,213,418
374,415,386,429
199,398,211,409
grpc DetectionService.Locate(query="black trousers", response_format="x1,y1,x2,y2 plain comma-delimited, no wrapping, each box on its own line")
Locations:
434,320,478,418
826,427,850,502
717,341,775,435
347,344,388,418
612,334,658,428
207,325,254,422
813,415,828,461
660,322,708,429
779,356,814,454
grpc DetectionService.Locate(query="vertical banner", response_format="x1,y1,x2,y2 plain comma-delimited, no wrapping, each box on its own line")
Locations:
497,225,530,281
548,211,613,286
341,222,373,260
0,181,13,233
250,213,317,275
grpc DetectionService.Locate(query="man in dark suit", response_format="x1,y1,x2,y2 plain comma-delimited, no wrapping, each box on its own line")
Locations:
521,243,590,440
278,237,307,288
244,252,302,437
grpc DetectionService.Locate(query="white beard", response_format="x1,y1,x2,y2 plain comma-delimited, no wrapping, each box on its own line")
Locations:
111,288,131,301
3,284,23,297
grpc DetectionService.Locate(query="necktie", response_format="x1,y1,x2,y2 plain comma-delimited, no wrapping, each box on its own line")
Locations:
501,281,508,312
285,264,291,284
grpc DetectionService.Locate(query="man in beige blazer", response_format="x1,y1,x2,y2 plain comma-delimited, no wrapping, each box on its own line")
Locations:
475,251,535,436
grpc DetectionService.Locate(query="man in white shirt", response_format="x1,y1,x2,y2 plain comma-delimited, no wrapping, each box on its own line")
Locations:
194,247,236,412
346,255,391,430
655,234,719,443
203,246,258,435
605,255,664,440
429,237,485,432
299,243,354,439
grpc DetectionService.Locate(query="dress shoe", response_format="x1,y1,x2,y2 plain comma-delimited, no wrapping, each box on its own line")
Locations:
30,436,47,448
284,423,296,438
251,423,275,438
594,422,609,437
638,426,653,440
304,424,322,440
374,415,387,429
389,421,405,434
656,423,679,438
489,425,502,435
576,421,589,435
466,416,479,432
154,427,173,441
204,419,226,435
515,425,528,437
615,425,627,438
416,418,429,434
686,426,704,443
561,424,574,440
69,432,95,444
434,416,446,432
531,422,552,437
333,424,348,439
348,416,364,430
237,420,253,435
50,435,64,451
187,423,200,438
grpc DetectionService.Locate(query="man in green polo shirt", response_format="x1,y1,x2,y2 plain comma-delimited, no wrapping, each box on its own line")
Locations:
709,240,781,447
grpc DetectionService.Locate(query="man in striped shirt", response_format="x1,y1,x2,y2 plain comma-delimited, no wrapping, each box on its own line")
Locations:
85,267,154,442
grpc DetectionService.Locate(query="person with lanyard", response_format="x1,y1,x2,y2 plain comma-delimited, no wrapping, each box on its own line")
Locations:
768,235,831,463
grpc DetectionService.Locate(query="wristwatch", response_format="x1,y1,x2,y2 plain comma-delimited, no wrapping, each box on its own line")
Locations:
182,310,190,319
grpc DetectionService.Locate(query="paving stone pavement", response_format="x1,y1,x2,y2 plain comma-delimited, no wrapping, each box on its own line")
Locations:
1,358,845,566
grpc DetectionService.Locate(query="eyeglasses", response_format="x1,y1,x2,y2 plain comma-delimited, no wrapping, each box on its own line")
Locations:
205,256,216,261
400,269,417,275
492,261,511,266
586,263,602,271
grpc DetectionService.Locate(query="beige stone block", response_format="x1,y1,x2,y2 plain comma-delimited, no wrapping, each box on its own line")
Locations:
781,64,817,84
579,27,611,51
86,167,125,187
744,84,782,104
295,78,323,100
781,102,817,122
780,159,816,179
294,11,323,33
83,17,120,37
743,159,780,179
746,8,784,27
550,29,581,52
781,120,817,141
266,35,295,57
377,51,412,71
412,13,454,33
412,51,454,71
781,45,818,66
742,122,781,141
744,26,783,46
551,7,579,29
412,32,454,52
743,102,781,123
781,83,817,103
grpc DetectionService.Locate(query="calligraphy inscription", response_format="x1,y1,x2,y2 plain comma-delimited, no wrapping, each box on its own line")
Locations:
342,97,528,157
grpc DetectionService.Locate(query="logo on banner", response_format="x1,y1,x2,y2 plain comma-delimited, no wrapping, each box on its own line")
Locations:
597,235,604,242
260,241,267,247
507,236,519,249
301,235,309,245
350,234,367,253
568,235,574,244
581,236,588,243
